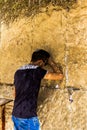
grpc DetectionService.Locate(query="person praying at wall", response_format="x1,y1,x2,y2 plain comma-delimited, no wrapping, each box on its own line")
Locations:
12,49,64,130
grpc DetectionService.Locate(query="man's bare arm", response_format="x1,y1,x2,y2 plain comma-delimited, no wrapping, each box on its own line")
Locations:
44,57,64,80
44,72,63,80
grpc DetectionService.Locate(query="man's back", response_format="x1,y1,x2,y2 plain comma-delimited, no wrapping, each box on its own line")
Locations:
12,64,47,118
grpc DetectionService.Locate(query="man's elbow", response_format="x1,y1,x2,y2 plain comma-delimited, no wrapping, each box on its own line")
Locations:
59,74,64,80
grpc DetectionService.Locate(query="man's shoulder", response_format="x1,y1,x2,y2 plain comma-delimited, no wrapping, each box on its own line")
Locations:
18,64,38,70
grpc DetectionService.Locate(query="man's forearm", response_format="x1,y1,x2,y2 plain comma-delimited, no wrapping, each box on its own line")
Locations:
48,59,63,74
50,61,62,73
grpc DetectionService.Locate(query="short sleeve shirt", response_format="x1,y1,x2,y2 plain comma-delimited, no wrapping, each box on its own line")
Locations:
12,64,47,118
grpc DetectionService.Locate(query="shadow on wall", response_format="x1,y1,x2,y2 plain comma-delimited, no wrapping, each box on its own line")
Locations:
38,84,55,106
38,79,61,107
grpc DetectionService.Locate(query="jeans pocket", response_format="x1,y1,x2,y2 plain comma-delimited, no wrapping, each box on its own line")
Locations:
30,117,40,130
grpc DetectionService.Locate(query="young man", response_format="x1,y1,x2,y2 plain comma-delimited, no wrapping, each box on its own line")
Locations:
12,49,63,130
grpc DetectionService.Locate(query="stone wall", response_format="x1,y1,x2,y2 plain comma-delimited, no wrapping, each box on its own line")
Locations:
0,0,87,130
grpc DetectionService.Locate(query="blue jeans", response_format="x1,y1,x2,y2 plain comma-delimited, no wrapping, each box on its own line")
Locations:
12,116,40,130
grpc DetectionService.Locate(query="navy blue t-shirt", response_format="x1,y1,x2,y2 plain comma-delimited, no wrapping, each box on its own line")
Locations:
12,64,47,118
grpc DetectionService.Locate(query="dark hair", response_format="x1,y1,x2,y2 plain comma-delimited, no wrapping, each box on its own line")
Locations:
31,49,50,65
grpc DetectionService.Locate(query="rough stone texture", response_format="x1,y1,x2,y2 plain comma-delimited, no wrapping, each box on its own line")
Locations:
38,88,87,130
0,0,87,130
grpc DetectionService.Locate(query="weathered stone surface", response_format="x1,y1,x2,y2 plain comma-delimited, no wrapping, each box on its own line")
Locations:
0,0,87,130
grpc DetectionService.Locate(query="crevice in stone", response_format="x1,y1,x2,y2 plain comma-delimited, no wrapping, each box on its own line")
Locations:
0,83,13,87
